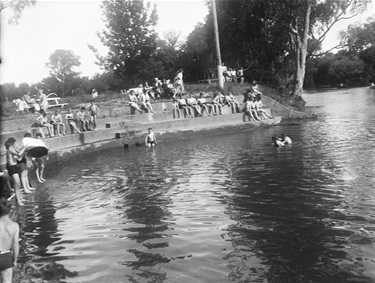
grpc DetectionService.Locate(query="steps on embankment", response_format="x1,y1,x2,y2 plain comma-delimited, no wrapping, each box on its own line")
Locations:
0,94,314,166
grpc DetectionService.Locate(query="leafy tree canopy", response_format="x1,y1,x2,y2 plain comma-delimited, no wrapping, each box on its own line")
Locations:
98,0,158,82
0,0,36,24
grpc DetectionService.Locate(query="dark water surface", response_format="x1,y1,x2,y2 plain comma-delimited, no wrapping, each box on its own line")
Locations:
16,87,375,282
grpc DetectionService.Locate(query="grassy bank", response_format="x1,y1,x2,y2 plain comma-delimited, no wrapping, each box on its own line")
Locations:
1,82,287,120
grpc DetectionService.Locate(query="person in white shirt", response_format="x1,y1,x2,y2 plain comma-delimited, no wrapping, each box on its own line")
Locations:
51,109,66,136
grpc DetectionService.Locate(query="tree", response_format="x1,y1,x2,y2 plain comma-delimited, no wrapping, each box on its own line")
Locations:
341,18,375,82
163,30,182,49
209,0,371,109
0,0,36,24
97,0,158,83
181,22,216,81
45,49,81,96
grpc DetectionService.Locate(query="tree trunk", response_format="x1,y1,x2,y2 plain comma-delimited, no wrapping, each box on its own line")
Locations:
289,3,311,111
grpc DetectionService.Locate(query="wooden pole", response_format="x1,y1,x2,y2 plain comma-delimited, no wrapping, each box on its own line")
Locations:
211,0,224,91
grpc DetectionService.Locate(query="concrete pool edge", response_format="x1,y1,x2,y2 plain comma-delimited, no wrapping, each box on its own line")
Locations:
45,115,283,165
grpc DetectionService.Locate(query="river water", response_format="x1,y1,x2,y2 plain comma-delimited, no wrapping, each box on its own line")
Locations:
15,87,375,282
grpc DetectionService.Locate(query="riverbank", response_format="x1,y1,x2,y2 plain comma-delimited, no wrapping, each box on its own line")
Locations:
0,91,315,167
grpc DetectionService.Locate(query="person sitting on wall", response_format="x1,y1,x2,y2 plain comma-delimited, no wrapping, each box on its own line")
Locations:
139,90,154,113
33,110,55,137
172,97,180,119
255,97,272,119
244,97,260,121
197,92,215,116
224,91,241,113
128,90,143,114
177,94,193,118
186,93,203,117
211,92,223,115
23,91,40,113
51,109,67,136
65,108,81,134
77,107,90,132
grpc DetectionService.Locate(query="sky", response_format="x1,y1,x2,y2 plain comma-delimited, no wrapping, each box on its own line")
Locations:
1,0,374,86
0,0,208,85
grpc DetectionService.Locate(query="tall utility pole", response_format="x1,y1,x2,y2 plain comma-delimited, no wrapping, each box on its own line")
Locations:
211,0,224,91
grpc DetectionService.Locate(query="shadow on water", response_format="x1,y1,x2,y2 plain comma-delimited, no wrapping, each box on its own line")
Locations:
14,186,78,282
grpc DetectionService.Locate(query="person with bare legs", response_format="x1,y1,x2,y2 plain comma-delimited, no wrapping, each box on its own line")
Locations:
0,198,20,283
5,138,24,206
244,97,256,121
186,93,203,117
172,98,180,119
65,108,81,134
177,94,193,118
212,93,223,115
128,90,143,114
255,97,272,119
197,92,215,115
31,133,48,183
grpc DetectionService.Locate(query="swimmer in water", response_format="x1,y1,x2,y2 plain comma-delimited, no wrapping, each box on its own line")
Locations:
145,128,157,147
272,133,292,147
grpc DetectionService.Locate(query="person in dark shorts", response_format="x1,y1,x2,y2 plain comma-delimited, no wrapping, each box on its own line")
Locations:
0,197,20,283
5,138,24,206
145,128,157,147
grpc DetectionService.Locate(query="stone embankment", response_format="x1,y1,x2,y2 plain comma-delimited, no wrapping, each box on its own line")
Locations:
0,95,314,166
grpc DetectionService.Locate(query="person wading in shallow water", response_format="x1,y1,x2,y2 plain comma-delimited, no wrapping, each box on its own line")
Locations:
0,197,20,283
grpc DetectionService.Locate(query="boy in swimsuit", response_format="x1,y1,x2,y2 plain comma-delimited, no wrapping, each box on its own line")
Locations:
77,107,90,132
255,97,272,119
186,93,203,117
65,108,81,134
51,109,66,136
172,98,180,119
145,128,157,147
197,92,215,116
212,93,223,115
35,110,55,137
89,100,99,130
0,197,20,283
177,95,193,118
5,138,24,206
15,135,35,194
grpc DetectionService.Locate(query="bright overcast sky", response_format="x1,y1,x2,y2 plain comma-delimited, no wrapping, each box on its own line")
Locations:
1,0,373,85
0,0,208,85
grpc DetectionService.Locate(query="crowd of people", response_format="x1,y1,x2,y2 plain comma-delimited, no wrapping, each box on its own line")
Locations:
30,100,99,138
2,133,49,207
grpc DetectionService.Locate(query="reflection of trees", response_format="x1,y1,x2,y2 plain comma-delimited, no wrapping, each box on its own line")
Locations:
221,125,370,282
15,186,78,282
118,147,183,281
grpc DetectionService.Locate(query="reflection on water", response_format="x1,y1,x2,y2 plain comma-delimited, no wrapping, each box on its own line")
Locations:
14,87,375,282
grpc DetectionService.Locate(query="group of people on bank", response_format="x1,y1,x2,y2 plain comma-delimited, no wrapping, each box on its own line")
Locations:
3,133,49,206
31,100,99,138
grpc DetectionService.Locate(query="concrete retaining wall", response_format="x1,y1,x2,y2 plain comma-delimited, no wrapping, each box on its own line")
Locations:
1,93,314,167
